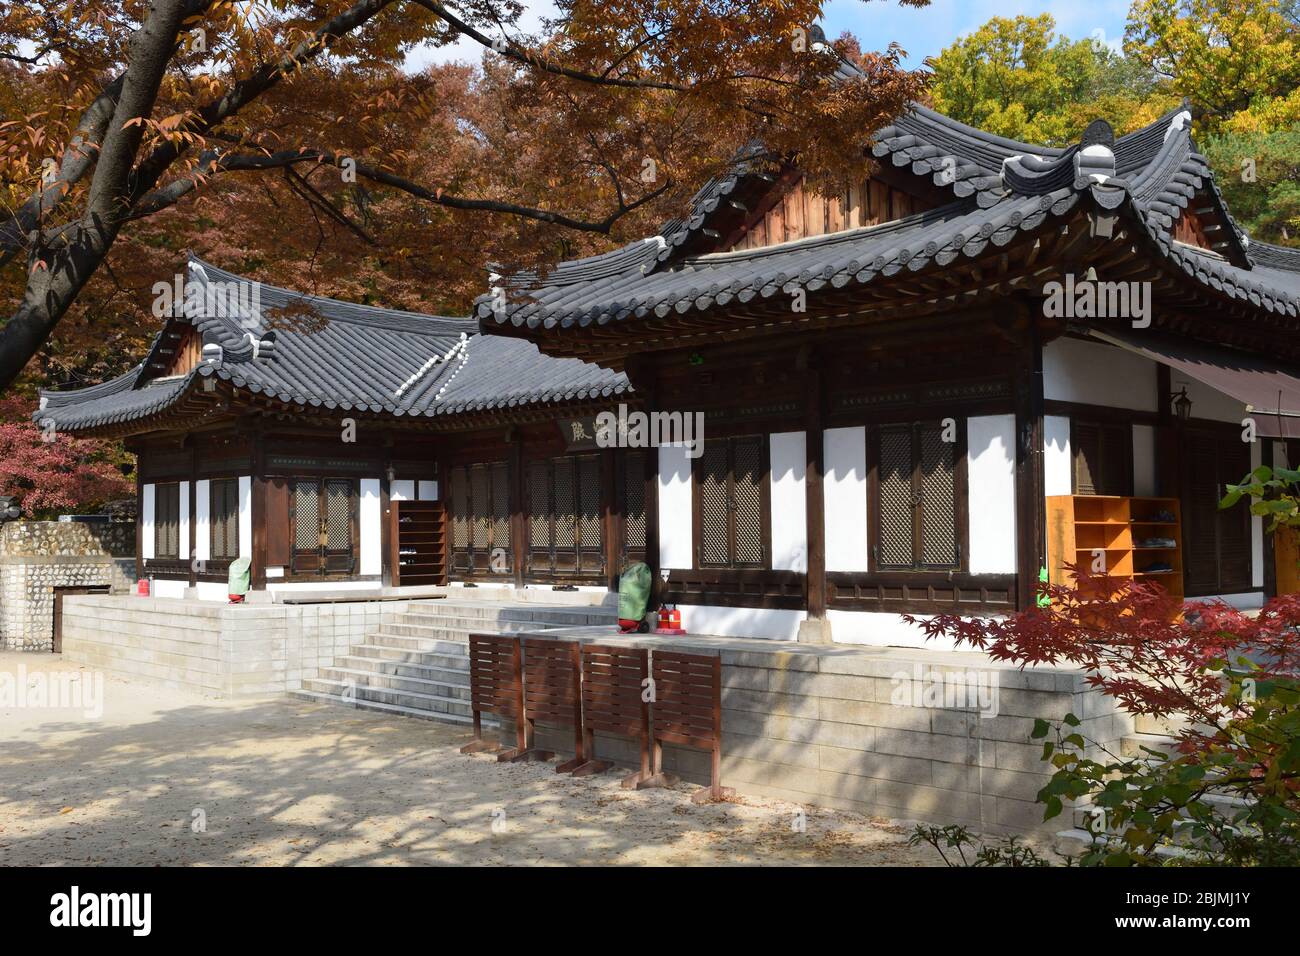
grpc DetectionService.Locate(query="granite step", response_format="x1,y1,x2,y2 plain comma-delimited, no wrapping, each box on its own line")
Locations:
290,688,485,727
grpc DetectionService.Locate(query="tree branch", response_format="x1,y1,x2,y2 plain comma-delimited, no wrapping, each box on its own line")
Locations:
129,144,673,233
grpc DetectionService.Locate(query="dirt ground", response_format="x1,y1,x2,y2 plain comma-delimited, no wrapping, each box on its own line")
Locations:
0,652,937,866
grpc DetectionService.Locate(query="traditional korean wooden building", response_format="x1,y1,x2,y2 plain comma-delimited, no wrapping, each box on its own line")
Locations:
43,100,1300,644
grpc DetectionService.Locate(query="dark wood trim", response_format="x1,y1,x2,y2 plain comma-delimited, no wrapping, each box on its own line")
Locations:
134,472,143,583
1264,437,1277,600
509,439,526,589
804,364,827,619
187,448,197,588
1014,318,1045,610
251,436,267,591
663,568,805,610
1044,399,1161,427
644,439,660,608
379,461,393,588
827,571,1016,615
602,446,619,588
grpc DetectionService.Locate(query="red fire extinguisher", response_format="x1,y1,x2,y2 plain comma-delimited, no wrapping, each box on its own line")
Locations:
137,578,150,596
655,604,685,635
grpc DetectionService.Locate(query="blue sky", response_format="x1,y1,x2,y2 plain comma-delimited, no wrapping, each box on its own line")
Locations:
822,0,1133,64
406,0,1134,72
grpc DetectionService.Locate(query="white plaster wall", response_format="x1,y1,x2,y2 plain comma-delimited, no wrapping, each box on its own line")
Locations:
418,480,438,501
238,476,252,559
827,610,961,651
769,431,807,572
390,479,414,501
360,478,381,576
1043,337,1158,411
196,581,227,601
194,478,211,562
1044,415,1071,497
680,604,806,640
824,426,868,572
1133,425,1156,496
658,444,692,569
152,579,186,599
178,482,190,562
967,415,1017,574
1177,374,1249,424
141,484,156,560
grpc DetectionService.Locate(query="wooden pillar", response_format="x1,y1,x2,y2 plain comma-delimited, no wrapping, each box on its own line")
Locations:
132,443,143,584
187,442,198,589
1014,315,1046,610
508,434,526,589
1155,363,1180,497
804,365,827,620
379,445,393,588
602,447,619,590
250,433,268,592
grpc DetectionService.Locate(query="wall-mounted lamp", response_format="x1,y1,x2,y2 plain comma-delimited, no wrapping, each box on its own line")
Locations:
1172,386,1192,422
384,464,396,483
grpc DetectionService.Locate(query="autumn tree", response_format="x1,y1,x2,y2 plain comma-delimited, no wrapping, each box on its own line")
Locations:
1124,0,1300,132
928,14,1178,147
0,0,930,391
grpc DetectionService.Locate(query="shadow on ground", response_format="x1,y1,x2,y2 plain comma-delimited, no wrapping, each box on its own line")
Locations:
0,665,930,866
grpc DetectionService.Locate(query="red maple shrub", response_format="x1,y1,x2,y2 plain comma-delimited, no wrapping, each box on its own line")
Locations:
906,570,1300,864
0,395,134,517
907,569,1300,755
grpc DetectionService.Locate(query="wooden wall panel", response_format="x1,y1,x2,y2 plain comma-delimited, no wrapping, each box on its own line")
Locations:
727,174,933,254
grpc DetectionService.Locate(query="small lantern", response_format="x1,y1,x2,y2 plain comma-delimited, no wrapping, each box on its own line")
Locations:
1172,386,1192,422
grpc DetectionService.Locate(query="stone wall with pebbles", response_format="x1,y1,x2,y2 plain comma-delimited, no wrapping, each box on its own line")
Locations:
0,521,137,651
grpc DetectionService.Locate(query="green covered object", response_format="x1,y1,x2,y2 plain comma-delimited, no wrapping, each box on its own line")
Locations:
618,561,652,622
228,556,252,596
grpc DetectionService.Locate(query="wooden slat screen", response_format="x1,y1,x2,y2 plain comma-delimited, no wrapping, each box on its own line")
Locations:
209,478,240,560
154,482,181,559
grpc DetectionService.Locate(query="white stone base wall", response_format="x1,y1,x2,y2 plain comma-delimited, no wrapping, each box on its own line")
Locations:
60,595,384,698
512,635,1132,835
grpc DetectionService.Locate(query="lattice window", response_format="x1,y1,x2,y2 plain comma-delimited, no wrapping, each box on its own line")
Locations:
698,441,729,566
324,479,352,551
449,461,511,574
553,457,577,549
450,467,469,550
919,426,957,567
469,465,490,549
526,454,604,575
491,462,511,549
528,461,551,549
873,422,961,571
877,428,913,568
154,482,181,559
578,455,602,550
289,478,357,576
622,451,646,551
294,481,319,551
209,478,240,560
696,436,767,569
732,438,764,565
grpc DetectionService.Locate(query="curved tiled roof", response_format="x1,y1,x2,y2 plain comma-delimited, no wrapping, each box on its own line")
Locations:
40,257,628,433
477,104,1300,334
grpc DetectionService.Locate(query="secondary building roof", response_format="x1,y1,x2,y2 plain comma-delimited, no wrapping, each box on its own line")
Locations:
39,258,629,436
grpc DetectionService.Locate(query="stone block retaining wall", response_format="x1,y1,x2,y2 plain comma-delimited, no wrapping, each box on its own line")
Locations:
60,595,384,697
509,633,1133,836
